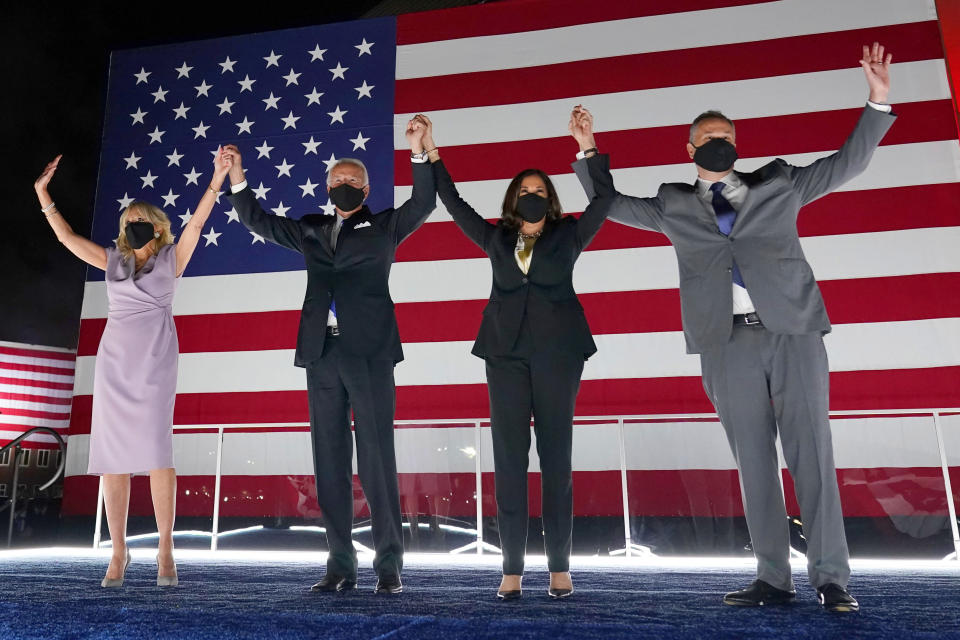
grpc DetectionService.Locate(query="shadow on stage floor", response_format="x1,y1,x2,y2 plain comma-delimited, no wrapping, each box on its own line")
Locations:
1,549,958,639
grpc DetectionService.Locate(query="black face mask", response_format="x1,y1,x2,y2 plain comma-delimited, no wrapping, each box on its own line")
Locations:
329,184,365,212
692,138,738,172
125,221,156,249
516,193,549,223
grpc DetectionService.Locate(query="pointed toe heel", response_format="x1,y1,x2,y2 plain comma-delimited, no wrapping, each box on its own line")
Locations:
101,550,132,588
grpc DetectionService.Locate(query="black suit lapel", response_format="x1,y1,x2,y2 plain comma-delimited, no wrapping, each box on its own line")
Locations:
320,215,337,255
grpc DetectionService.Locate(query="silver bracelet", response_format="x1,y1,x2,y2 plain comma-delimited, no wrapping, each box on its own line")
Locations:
40,201,56,213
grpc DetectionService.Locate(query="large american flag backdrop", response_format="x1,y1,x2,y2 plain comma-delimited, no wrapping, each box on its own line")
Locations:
62,0,960,529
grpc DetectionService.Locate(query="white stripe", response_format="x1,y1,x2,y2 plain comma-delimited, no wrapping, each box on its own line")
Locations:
0,430,63,445
0,413,70,429
0,368,75,385
78,225,960,317
0,354,75,370
72,318,960,394
398,140,960,224
64,435,89,477
393,59,949,148
396,0,935,78
63,416,952,477
0,340,75,355
0,383,74,399
0,399,71,414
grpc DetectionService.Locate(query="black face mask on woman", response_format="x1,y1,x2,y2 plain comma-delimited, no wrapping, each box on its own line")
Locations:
329,184,365,212
691,138,738,173
125,221,156,249
516,193,549,223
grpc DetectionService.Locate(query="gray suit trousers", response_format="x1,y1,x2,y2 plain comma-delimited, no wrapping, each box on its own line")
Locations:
700,324,850,590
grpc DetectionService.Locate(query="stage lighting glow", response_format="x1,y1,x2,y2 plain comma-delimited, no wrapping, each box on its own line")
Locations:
2,548,959,574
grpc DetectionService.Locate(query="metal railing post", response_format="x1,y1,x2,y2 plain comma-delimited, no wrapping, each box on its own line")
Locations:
211,426,225,551
932,411,960,559
6,446,21,548
475,421,483,555
93,476,104,549
618,418,632,558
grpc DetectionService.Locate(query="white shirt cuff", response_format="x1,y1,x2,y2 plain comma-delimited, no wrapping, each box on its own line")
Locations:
230,180,248,194
410,156,428,164
866,100,892,113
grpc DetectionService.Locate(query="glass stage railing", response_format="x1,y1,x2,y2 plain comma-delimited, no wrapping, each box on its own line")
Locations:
87,410,960,561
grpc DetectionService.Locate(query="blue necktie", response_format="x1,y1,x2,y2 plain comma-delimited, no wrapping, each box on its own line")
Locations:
710,182,745,287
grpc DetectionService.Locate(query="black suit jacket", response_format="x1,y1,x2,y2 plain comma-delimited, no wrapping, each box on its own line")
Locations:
433,160,608,359
227,162,436,367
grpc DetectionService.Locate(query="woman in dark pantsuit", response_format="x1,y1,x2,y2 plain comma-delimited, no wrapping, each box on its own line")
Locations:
418,117,610,600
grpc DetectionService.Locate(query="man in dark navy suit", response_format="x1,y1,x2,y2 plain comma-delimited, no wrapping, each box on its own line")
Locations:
221,116,435,594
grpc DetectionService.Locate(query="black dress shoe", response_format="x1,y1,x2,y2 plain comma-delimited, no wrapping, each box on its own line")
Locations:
374,574,403,594
310,574,357,593
817,583,859,612
547,586,573,599
723,579,796,606
496,589,522,601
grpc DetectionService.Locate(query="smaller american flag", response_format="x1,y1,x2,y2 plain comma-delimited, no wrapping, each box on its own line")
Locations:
0,340,75,450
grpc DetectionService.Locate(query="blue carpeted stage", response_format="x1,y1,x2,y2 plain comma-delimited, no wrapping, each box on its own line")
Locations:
1,550,958,639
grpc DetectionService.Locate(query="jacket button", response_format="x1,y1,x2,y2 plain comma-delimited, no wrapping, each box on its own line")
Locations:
727,267,732,272
520,277,528,284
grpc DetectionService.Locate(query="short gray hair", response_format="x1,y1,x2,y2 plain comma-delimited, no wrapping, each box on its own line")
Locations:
326,158,369,186
689,110,735,144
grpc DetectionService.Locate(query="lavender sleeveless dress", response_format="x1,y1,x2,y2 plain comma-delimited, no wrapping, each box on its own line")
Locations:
87,243,179,474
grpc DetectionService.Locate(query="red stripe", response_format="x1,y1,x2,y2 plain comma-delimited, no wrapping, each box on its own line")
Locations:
0,422,66,433
397,182,960,261
396,0,775,45
397,22,943,112
65,366,960,436
74,272,960,355
0,346,75,362
0,392,73,406
0,407,70,421
0,376,74,391
395,100,956,185
0,362,74,376
60,466,960,518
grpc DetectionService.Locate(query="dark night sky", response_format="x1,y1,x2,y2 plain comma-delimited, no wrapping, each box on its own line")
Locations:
1,1,472,350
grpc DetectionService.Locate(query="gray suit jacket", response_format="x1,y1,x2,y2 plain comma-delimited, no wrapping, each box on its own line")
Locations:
573,105,896,354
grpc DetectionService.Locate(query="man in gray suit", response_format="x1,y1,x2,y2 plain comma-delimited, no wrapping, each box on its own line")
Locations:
569,43,896,612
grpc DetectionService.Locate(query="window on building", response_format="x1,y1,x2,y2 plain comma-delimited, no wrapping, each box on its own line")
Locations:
54,451,63,468
19,450,30,467
17,484,27,497
0,484,7,498
0,449,9,466
37,450,50,468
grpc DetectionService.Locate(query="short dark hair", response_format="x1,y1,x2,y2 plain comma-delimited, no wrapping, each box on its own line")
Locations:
499,169,564,230
689,110,735,144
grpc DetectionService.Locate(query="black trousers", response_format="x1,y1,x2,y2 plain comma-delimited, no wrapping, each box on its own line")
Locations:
485,349,584,574
305,336,403,579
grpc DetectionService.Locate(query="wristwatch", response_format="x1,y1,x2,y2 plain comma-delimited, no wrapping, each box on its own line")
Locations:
575,147,598,160
410,150,429,163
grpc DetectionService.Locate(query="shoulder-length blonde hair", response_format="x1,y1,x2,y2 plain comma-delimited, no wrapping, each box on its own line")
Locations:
116,201,175,258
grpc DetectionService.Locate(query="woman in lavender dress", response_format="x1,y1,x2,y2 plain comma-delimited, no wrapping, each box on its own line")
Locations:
33,149,231,587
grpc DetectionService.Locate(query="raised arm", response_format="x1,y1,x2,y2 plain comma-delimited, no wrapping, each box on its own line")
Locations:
391,115,438,244
34,156,108,270
569,106,665,233
417,114,493,250
789,42,896,205
567,107,610,249
174,147,232,276
222,144,304,252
